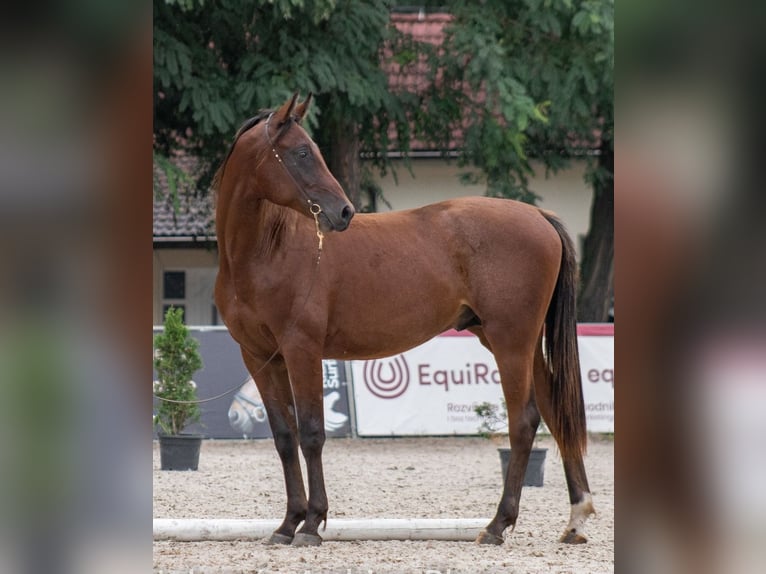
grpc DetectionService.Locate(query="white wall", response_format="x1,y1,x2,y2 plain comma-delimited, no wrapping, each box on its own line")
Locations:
153,248,219,325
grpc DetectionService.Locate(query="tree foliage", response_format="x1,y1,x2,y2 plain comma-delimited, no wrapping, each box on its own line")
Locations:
418,0,613,320
154,0,410,195
422,0,613,204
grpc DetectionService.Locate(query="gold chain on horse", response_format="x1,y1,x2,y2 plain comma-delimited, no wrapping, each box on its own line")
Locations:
310,201,324,260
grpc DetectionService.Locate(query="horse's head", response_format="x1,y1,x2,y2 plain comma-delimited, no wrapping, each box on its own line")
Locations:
248,93,355,232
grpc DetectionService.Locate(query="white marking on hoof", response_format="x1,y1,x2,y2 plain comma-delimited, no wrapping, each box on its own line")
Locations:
560,492,595,544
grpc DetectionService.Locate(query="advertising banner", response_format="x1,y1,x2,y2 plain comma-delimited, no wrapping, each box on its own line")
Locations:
350,332,503,436
577,325,615,432
350,325,614,436
152,327,352,438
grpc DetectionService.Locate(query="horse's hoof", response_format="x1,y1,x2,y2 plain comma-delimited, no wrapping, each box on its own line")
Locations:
560,528,588,544
475,530,504,545
263,532,294,545
292,532,323,547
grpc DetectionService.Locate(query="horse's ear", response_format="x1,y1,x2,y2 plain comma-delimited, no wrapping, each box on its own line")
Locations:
294,93,313,123
274,92,299,126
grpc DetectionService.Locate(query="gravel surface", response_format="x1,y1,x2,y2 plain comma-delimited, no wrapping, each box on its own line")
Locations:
153,435,613,573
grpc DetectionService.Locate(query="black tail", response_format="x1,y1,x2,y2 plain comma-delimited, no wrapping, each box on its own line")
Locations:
541,211,588,459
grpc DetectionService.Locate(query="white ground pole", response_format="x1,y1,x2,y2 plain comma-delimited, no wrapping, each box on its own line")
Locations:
154,518,489,542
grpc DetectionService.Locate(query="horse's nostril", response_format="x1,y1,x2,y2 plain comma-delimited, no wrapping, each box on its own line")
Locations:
341,205,355,224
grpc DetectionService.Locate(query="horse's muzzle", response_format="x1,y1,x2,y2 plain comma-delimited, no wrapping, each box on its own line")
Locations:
337,204,355,231
320,203,354,232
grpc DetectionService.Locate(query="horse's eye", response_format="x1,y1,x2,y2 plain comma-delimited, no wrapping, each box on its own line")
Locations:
298,149,309,159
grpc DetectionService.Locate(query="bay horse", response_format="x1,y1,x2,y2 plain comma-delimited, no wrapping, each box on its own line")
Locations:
214,93,595,547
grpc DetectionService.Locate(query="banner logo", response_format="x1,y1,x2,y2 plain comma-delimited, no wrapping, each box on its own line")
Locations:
363,355,410,399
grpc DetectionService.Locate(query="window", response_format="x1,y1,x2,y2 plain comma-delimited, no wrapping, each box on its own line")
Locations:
158,267,219,325
162,271,186,323
163,271,186,299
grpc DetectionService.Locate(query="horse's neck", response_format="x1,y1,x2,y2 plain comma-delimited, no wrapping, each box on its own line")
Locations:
221,195,301,262
254,199,297,257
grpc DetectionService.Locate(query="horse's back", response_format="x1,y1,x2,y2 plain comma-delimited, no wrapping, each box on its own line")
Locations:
349,196,561,266
358,196,551,232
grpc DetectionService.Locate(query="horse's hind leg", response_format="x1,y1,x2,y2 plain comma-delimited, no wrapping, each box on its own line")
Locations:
241,350,307,545
475,330,540,545
533,344,595,543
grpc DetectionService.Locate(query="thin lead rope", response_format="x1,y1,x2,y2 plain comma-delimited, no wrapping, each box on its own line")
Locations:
154,377,251,405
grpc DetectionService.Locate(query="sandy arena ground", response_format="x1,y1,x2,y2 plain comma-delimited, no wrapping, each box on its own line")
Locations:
153,435,613,573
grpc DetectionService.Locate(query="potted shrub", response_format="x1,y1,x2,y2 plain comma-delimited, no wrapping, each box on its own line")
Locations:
474,401,548,487
153,307,204,470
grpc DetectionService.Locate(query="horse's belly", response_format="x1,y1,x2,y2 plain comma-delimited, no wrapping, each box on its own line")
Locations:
322,313,458,361
323,333,439,361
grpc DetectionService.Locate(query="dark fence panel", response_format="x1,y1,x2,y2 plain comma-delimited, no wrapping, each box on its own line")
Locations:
152,327,352,438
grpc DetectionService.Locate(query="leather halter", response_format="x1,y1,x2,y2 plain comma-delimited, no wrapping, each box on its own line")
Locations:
264,112,323,219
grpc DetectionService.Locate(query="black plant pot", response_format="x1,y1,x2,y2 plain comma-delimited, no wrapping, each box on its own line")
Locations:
158,434,203,471
498,447,548,487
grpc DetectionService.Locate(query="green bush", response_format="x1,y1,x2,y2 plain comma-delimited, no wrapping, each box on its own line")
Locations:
153,307,203,435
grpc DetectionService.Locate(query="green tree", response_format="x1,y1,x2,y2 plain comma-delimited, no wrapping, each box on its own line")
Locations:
421,0,614,321
153,0,411,208
153,307,203,435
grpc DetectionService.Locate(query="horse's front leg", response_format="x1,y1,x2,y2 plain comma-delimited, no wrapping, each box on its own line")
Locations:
241,350,307,545
283,349,328,547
